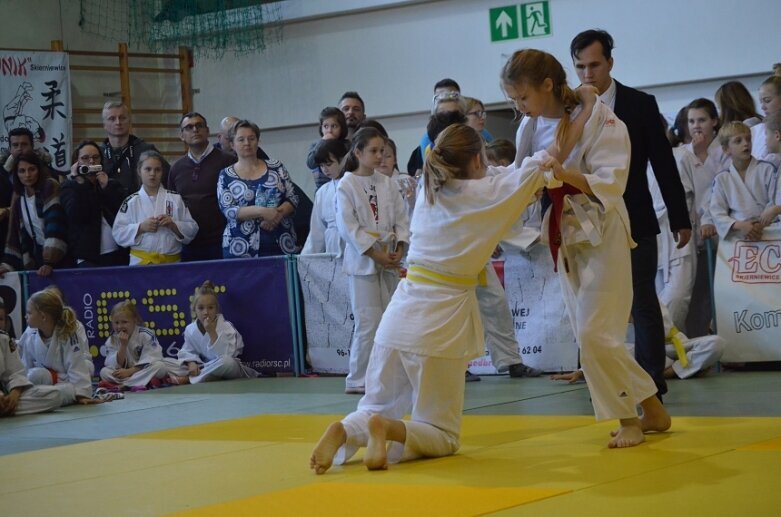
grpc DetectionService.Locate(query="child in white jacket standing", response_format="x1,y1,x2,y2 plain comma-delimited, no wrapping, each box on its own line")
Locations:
336,128,410,395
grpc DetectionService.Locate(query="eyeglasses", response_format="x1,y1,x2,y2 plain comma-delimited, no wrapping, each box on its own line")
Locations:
467,110,487,120
79,154,102,163
181,123,206,132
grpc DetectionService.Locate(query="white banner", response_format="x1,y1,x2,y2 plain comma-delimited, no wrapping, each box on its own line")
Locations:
297,254,352,374
715,228,781,362
1,51,72,172
0,272,24,340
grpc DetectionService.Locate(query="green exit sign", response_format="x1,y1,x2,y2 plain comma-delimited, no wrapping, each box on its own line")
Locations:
489,1,551,43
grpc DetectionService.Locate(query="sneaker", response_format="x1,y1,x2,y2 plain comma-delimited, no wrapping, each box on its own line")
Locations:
93,388,125,402
345,386,365,395
465,370,481,382
508,363,542,378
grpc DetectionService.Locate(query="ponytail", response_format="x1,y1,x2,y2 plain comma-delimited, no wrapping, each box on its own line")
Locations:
58,307,79,340
28,289,79,340
501,48,581,157
341,127,384,174
423,124,483,204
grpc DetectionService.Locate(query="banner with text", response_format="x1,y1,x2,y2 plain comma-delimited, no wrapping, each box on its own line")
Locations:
715,229,781,362
299,249,578,375
1,51,72,172
28,257,295,374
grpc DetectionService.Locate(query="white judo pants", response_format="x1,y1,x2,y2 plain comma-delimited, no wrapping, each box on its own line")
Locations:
335,344,469,465
558,213,658,421
13,384,62,415
476,265,522,372
27,367,78,406
626,336,724,380
655,254,696,333
346,271,399,389
99,360,170,388
165,357,245,384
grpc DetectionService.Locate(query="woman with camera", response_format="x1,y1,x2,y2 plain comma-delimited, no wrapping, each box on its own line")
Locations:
60,141,128,267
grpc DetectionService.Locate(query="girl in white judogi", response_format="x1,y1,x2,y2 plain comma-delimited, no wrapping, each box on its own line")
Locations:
17,289,103,406
684,99,731,338
336,128,410,394
168,280,257,384
112,151,198,265
750,76,781,161
1,331,61,416
302,139,350,255
710,122,778,240
99,300,169,389
376,138,417,217
505,50,669,448
648,145,698,332
310,118,589,474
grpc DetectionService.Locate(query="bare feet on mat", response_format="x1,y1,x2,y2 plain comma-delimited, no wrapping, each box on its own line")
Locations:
310,422,346,475
364,414,389,471
168,375,190,385
608,422,645,448
639,395,672,433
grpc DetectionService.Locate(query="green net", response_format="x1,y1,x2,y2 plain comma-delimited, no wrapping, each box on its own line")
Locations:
78,0,283,57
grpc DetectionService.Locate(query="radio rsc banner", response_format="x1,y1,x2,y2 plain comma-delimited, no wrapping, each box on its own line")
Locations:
28,257,295,375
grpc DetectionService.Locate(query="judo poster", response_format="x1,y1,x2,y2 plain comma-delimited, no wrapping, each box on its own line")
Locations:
0,51,72,171
715,229,781,362
297,254,352,374
0,272,24,341
28,258,295,375
501,244,578,373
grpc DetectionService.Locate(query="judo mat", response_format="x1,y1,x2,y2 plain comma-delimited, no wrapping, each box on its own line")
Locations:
2,411,781,516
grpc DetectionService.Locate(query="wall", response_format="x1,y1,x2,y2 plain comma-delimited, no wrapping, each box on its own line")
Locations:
191,0,779,195
1,0,779,194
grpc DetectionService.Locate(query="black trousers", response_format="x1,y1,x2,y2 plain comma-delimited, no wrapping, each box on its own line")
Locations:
630,235,667,396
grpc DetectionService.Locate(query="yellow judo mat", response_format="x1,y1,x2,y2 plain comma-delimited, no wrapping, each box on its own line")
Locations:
2,414,781,516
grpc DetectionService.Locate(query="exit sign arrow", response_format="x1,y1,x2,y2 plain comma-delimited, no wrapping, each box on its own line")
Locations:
496,10,513,38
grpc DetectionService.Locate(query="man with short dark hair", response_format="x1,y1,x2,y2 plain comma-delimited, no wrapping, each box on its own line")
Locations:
168,112,236,261
100,101,168,192
570,29,692,397
338,92,366,139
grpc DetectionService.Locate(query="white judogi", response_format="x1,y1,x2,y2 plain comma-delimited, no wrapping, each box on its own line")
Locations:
17,327,93,405
649,146,697,331
0,332,61,415
335,151,553,465
336,171,410,390
683,138,730,238
169,315,257,383
710,158,777,239
522,101,658,421
627,302,724,380
302,179,343,255
100,326,169,388
112,188,199,265
751,123,768,160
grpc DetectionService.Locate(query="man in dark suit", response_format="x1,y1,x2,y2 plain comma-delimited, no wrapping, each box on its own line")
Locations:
570,29,692,397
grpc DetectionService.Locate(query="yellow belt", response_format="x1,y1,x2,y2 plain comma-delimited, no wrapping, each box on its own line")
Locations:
406,265,487,288
667,326,689,368
130,249,181,265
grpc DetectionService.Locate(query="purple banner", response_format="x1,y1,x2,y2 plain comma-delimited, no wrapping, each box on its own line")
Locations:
28,257,295,375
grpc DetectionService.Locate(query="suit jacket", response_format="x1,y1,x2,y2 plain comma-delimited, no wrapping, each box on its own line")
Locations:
613,81,691,239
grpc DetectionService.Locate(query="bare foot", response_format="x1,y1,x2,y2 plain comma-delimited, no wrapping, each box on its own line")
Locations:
168,375,190,385
310,422,346,475
608,423,645,448
639,395,672,433
364,414,389,471
663,366,676,379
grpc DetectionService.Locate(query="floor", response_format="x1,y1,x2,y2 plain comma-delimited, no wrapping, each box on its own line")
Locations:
1,370,780,516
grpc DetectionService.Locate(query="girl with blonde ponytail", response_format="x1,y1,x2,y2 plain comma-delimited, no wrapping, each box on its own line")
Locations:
16,289,101,406
167,280,258,384
311,119,587,474
503,48,670,448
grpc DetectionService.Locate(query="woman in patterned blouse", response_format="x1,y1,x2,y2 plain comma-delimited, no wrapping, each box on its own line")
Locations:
218,120,299,258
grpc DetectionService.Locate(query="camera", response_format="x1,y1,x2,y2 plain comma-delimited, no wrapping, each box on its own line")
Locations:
77,164,103,175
